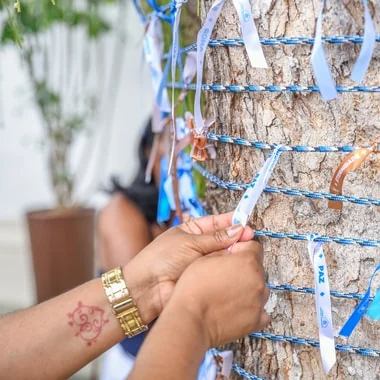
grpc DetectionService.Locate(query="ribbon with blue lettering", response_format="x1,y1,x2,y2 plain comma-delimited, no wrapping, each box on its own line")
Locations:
308,237,336,374
232,146,282,226
339,263,380,338
231,0,267,68
194,0,225,132
143,15,171,117
310,0,338,102
350,0,376,82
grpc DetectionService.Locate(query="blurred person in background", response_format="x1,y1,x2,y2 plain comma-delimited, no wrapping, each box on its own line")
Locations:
98,119,167,378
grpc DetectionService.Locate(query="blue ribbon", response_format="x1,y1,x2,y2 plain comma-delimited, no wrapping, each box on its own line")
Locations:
157,153,205,225
367,288,380,320
157,156,171,224
339,263,380,338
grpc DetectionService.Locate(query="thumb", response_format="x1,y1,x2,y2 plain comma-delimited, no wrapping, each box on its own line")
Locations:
192,224,244,254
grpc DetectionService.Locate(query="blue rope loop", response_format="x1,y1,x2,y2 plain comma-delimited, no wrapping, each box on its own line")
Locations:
169,82,380,93
206,133,369,152
192,162,380,208
135,0,173,24
250,332,380,357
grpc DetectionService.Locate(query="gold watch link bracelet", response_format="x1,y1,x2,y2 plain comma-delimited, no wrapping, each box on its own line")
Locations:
102,267,148,338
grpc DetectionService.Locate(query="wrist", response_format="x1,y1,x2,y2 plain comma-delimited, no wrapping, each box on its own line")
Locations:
166,291,211,349
122,264,158,324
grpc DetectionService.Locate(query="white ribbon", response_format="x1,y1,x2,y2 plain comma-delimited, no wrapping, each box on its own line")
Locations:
183,51,197,84
194,0,268,131
232,146,282,226
310,0,337,102
168,0,187,173
197,350,233,380
143,15,171,119
231,0,267,68
307,238,336,374
350,0,376,82
171,1,187,93
194,0,225,132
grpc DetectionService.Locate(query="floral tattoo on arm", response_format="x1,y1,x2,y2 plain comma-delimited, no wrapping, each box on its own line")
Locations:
67,301,109,345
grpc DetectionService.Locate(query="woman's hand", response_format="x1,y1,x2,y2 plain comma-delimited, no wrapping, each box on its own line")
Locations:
122,212,254,323
168,240,270,347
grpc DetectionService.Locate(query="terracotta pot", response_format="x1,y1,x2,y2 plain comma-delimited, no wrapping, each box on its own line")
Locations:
26,207,95,304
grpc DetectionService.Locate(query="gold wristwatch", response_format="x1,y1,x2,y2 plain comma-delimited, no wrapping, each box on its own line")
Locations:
102,267,148,338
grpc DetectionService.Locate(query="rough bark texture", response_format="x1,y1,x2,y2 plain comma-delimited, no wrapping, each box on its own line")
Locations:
202,0,380,378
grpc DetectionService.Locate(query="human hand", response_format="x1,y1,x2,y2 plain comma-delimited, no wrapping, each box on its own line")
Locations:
123,212,254,323
168,240,270,347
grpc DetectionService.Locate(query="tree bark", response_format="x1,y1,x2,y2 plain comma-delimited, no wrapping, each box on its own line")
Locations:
202,0,380,378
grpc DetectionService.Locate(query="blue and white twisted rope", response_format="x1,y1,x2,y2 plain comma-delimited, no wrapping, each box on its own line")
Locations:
163,36,380,58
175,35,380,55
193,162,380,208
250,332,380,357
171,82,380,93
231,364,264,380
254,230,380,248
206,133,370,152
268,283,370,301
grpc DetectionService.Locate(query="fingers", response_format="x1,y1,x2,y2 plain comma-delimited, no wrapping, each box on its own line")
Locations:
181,212,235,234
191,224,245,254
240,226,254,241
178,213,254,246
230,241,264,264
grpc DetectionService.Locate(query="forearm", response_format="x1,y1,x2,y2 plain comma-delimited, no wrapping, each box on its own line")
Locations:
1,278,119,379
129,296,209,380
1,273,134,379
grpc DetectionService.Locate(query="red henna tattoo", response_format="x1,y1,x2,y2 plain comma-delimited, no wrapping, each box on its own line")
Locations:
67,301,109,346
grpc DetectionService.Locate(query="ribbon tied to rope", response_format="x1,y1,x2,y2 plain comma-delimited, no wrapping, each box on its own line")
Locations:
307,236,336,374
339,263,380,338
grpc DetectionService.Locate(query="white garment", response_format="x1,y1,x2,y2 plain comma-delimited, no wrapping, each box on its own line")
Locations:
100,344,232,380
100,344,135,380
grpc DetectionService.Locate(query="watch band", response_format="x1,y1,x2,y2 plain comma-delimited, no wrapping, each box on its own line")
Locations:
102,267,148,338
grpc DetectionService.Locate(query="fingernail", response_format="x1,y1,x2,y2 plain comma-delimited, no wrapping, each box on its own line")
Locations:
247,227,255,239
226,224,243,237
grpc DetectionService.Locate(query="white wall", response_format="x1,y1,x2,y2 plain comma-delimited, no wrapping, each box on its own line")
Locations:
0,4,153,221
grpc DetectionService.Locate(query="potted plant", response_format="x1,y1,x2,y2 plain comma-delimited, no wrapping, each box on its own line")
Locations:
1,0,127,303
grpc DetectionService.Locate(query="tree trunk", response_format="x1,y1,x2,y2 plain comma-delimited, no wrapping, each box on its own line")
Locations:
202,0,380,378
